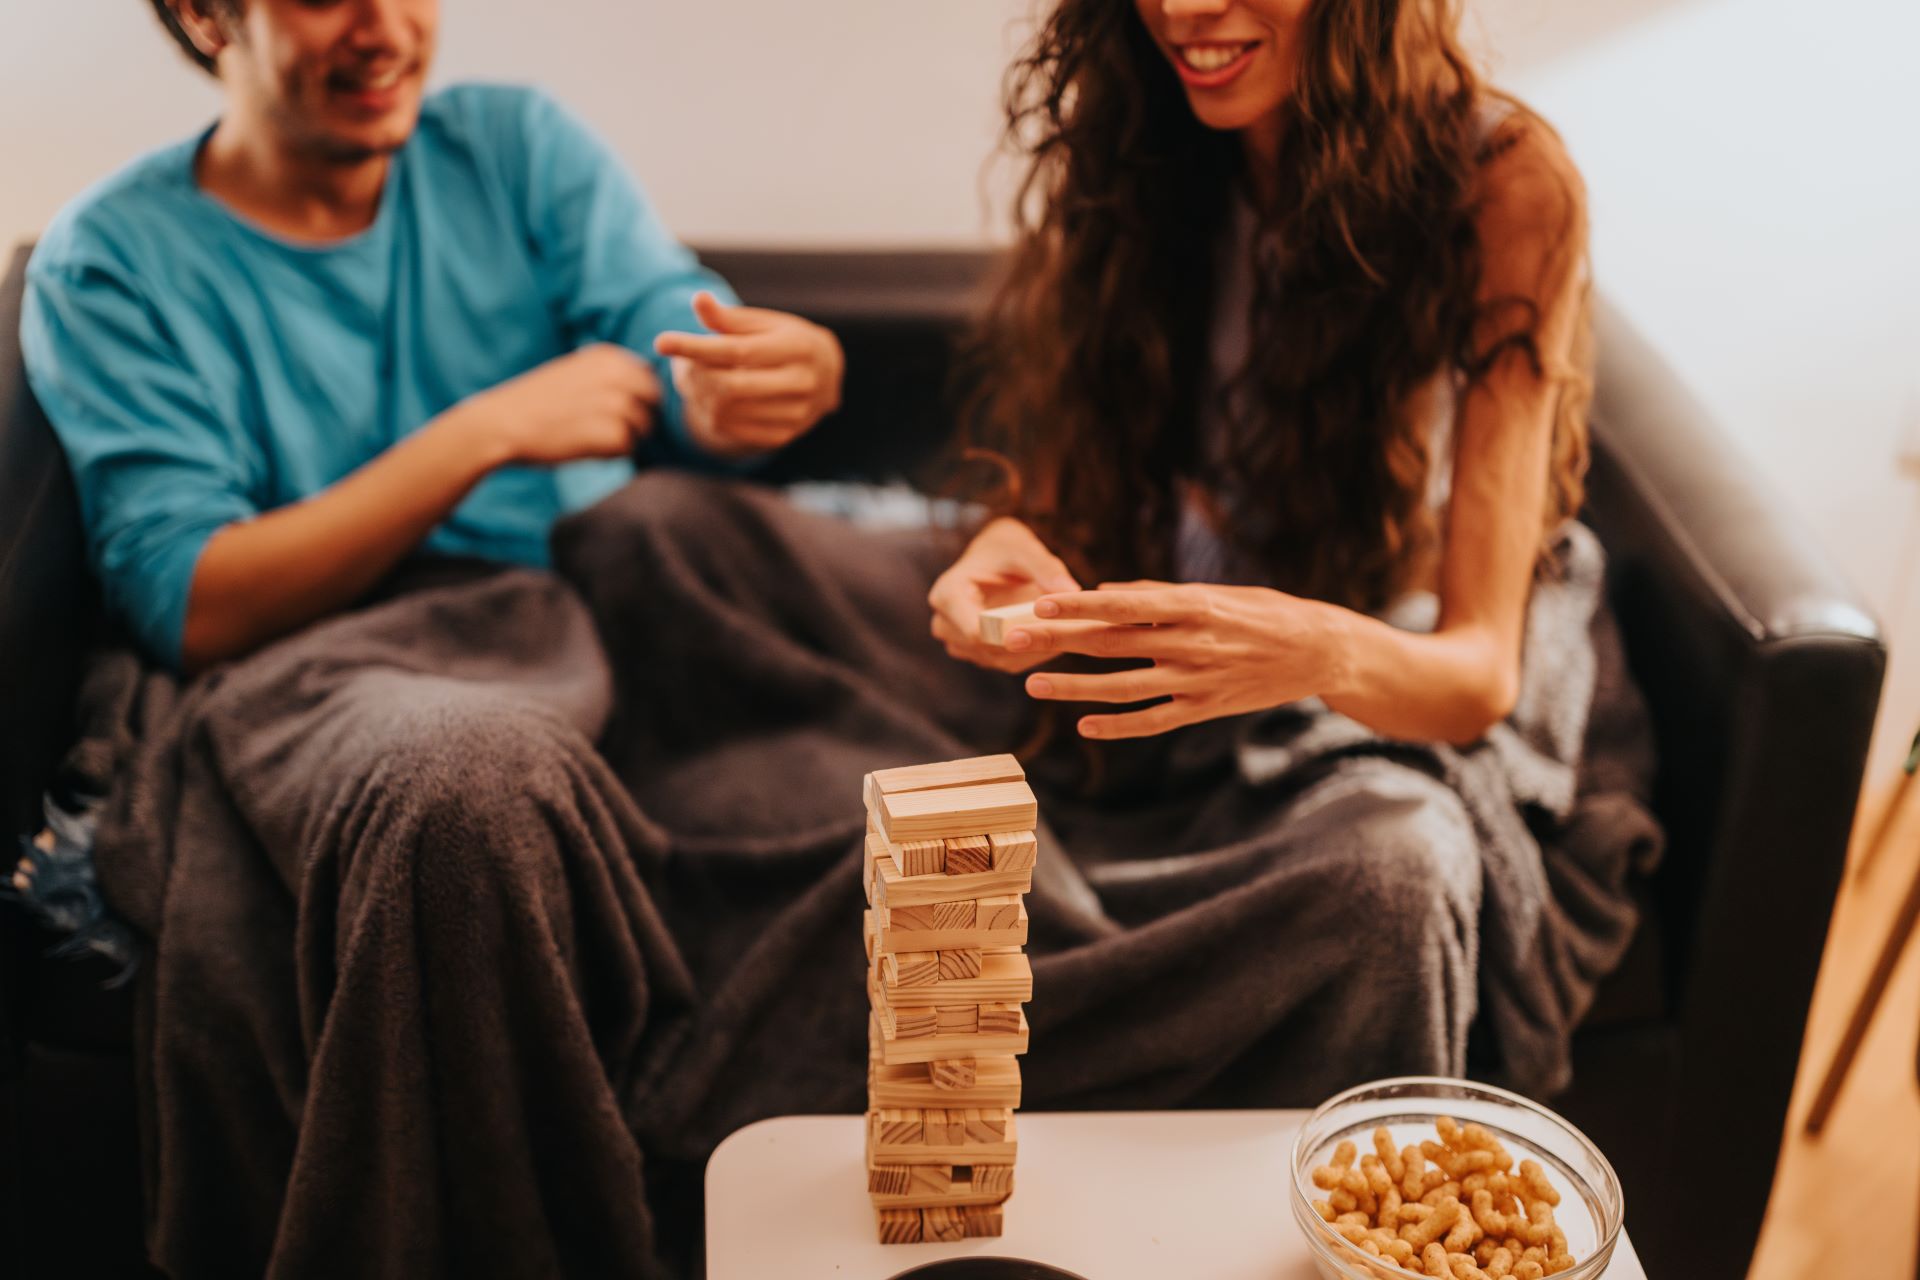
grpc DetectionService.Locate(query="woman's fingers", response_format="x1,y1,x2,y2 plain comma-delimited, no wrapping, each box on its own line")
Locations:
1002,620,1173,660
1024,666,1183,705
1077,699,1207,740
1036,587,1196,625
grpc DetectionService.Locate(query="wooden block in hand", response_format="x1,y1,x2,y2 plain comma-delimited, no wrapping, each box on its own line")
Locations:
924,1205,967,1243
989,830,1037,872
877,781,1037,843
937,1004,979,1035
888,951,939,987
963,1107,1010,1142
977,602,1039,646
929,1057,978,1091
974,895,1021,930
939,948,983,980
943,835,993,875
877,1207,922,1244
976,1002,1022,1036
877,1108,924,1145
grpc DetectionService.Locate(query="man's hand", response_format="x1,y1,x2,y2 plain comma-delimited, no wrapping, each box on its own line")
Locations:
455,343,661,466
654,292,843,458
928,518,1082,674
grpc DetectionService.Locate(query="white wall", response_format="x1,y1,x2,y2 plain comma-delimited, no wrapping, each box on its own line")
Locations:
7,0,1916,786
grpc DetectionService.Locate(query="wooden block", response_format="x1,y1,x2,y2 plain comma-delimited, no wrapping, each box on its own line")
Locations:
871,1006,1028,1065
921,1107,954,1146
924,1205,967,1243
936,1005,979,1035
871,1114,1018,1165
870,850,1033,907
887,951,939,987
963,1108,1010,1143
869,1056,1020,1109
938,948,983,980
866,755,1025,812
868,1164,911,1195
973,1163,1013,1195
881,951,1033,1007
909,1163,952,1195
975,894,1021,930
890,1005,937,1039
873,903,1027,954
929,1058,978,1091
977,602,1039,646
944,835,993,875
963,1203,1006,1237
989,830,1037,872
877,780,1038,843
976,1002,1022,1035
877,1207,922,1244
876,1108,924,1145
896,837,947,877
868,1179,1013,1211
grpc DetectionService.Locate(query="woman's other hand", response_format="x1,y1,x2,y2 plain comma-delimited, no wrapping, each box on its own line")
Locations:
1009,580,1352,738
928,518,1081,673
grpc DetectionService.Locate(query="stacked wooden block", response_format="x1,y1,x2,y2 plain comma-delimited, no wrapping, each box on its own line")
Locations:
862,753,1039,1245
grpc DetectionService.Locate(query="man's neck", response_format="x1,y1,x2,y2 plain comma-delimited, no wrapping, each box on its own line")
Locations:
198,111,391,242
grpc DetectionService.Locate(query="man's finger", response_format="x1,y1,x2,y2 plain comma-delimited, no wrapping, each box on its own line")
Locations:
653,331,761,367
710,366,817,401
692,290,786,336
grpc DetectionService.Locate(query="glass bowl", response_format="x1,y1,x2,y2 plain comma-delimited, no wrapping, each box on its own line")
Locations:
1289,1077,1624,1280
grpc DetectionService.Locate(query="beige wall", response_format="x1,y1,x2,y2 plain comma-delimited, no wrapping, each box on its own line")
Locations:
7,0,1918,785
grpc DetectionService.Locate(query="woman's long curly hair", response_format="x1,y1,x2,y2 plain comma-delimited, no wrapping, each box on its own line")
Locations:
960,0,1591,612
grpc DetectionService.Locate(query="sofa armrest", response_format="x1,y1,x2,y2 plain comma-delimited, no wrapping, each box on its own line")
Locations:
1580,294,1886,1275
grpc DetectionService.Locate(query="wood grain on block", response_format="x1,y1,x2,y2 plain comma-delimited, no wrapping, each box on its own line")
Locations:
869,1057,1020,1109
876,780,1037,843
869,1182,1013,1211
897,837,947,877
921,1107,954,1147
943,835,993,875
963,1203,1006,1238
938,948,984,979
876,1014,1029,1066
989,829,1037,872
909,1163,952,1195
928,1057,979,1092
868,1163,911,1196
886,950,939,988
936,1004,979,1035
875,907,1025,954
881,950,1033,1007
972,1163,1013,1195
870,1114,1019,1165
867,755,1024,808
876,1207,922,1244
870,851,1033,907
976,602,1039,646
876,1108,924,1146
963,1107,1010,1143
883,900,938,931
889,1005,937,1039
975,895,1021,930
976,1002,1022,1036
923,1205,967,1244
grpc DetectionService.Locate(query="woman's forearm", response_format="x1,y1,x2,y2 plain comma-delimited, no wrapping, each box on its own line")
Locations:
1318,606,1519,746
180,406,509,672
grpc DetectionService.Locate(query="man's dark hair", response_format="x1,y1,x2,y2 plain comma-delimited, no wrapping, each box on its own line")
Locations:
147,0,236,77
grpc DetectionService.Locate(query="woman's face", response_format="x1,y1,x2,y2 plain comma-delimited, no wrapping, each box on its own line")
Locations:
1132,0,1312,135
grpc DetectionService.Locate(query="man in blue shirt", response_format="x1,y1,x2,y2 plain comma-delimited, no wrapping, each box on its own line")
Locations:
24,0,844,672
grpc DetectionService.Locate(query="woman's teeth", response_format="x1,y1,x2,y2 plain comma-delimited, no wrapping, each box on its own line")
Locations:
1180,43,1252,73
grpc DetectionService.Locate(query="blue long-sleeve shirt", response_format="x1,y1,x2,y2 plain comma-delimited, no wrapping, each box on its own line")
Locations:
22,83,737,668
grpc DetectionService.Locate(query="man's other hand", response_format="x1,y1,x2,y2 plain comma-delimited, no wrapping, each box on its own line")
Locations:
654,292,844,458
460,343,661,466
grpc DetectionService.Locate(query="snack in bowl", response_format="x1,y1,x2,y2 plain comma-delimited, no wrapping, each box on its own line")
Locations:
1290,1078,1623,1280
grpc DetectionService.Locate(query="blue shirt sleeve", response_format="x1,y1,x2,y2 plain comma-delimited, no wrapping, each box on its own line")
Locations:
507,88,754,474
22,256,260,670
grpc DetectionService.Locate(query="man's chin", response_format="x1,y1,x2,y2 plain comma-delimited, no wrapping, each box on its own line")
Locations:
315,116,420,164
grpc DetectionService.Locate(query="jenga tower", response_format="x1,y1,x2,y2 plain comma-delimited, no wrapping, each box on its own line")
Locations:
861,754,1039,1244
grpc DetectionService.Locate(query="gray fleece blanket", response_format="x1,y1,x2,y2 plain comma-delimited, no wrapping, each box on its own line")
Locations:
69,471,1660,1279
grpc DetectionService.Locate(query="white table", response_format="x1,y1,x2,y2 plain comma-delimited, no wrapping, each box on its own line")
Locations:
706,1111,1648,1279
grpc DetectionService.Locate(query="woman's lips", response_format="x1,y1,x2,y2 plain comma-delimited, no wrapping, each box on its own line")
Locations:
1172,40,1260,89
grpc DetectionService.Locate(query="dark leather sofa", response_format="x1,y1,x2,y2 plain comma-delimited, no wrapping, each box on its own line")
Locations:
0,242,1887,1278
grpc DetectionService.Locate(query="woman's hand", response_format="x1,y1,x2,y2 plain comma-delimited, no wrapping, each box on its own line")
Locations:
654,292,844,458
1004,581,1352,738
928,519,1081,673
